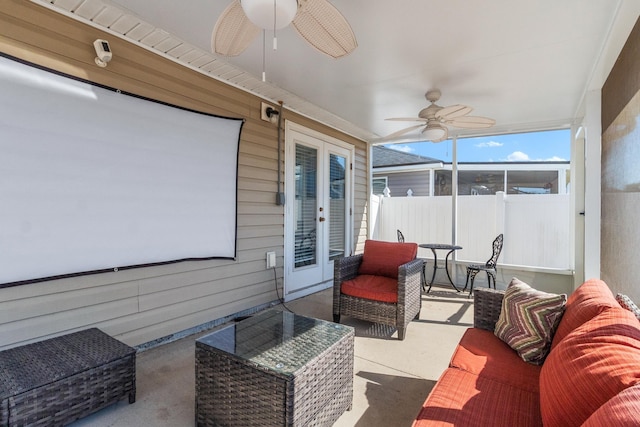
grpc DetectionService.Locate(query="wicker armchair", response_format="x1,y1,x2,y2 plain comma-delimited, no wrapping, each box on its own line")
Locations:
332,240,423,340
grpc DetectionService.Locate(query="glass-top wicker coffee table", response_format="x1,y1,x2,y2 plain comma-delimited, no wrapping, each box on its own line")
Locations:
195,310,355,426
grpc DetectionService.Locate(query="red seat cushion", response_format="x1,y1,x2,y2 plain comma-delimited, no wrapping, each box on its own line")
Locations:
540,307,640,427
450,328,541,393
551,278,618,350
340,274,398,303
413,368,542,427
358,239,417,279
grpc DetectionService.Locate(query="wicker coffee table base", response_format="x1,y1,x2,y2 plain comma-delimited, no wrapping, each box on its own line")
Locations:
196,318,354,427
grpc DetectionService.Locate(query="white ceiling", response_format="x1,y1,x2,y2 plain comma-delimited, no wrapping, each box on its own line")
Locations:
36,0,640,143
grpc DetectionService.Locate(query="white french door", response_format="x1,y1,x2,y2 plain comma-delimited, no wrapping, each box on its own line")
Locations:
284,123,352,301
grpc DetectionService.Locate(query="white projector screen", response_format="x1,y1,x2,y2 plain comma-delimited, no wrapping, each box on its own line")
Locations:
0,55,243,287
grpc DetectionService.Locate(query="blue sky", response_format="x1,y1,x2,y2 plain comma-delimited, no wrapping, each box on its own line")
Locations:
384,128,571,163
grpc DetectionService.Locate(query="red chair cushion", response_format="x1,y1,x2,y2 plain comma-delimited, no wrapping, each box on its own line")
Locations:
551,279,618,350
340,274,398,303
450,328,541,393
413,368,542,427
358,239,417,279
539,307,640,427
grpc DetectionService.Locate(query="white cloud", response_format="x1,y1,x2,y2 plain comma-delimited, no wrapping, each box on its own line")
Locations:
475,141,503,148
507,151,530,161
388,144,414,153
504,152,567,162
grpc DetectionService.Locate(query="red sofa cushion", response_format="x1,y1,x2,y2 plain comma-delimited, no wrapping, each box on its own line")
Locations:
358,239,417,279
581,384,640,426
341,274,398,303
539,307,640,427
413,368,542,427
551,278,618,350
450,328,541,393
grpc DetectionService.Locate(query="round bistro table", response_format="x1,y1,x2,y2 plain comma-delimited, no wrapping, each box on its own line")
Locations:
419,243,463,292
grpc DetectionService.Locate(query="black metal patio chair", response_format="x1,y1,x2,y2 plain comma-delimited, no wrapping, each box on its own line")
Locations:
463,234,504,297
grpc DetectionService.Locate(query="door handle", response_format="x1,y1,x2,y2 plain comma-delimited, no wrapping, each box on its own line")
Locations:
319,217,325,222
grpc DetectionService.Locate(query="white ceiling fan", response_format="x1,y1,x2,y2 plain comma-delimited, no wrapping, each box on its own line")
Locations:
385,89,496,142
212,0,357,59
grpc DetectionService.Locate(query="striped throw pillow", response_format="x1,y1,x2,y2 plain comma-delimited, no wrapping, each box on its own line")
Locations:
494,278,567,365
616,293,640,320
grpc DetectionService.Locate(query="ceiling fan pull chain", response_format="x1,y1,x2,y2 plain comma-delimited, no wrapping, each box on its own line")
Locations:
262,29,267,82
273,0,278,50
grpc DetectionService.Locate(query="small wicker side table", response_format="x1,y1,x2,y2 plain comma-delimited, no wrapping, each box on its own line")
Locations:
196,310,354,427
0,328,136,426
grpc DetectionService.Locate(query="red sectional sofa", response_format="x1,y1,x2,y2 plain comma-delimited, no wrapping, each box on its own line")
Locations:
413,279,640,426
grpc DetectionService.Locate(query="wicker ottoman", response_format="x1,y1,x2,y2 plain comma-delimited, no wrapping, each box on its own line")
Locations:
196,310,354,427
0,328,136,426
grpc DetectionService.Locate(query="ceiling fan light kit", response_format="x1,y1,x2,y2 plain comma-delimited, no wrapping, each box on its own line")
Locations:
241,0,298,30
421,123,447,142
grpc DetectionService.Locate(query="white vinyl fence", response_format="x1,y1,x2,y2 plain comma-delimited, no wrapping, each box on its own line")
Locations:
372,193,572,270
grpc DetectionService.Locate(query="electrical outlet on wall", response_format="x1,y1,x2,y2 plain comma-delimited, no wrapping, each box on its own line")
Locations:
266,251,276,269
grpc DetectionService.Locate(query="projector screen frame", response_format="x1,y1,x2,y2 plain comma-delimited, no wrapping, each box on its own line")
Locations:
0,53,244,289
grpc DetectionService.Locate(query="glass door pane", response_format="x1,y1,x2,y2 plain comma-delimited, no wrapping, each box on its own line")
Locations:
294,144,317,268
328,153,346,260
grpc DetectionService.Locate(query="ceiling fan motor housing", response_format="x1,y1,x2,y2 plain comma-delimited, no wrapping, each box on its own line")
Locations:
418,104,440,119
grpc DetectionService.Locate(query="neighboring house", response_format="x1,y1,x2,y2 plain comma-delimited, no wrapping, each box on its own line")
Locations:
372,146,443,197
373,146,570,197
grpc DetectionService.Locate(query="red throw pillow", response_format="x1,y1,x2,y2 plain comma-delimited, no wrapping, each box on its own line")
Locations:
358,240,417,279
539,307,640,427
581,384,640,426
551,279,618,350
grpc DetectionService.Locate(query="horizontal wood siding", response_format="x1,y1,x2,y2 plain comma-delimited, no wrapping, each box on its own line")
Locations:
381,171,431,197
0,0,367,349
353,144,369,254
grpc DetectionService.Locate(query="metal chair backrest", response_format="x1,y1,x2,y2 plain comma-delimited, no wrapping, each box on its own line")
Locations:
485,234,504,268
397,229,405,243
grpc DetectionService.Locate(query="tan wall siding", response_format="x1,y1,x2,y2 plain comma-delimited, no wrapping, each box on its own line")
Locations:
0,0,368,349
353,145,369,254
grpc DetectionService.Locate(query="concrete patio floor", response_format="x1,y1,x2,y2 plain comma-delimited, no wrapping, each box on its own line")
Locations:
71,284,475,427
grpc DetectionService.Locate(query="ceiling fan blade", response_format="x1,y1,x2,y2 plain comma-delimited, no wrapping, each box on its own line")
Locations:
445,116,496,129
384,123,426,139
436,104,473,119
385,117,427,122
211,0,260,56
292,0,357,58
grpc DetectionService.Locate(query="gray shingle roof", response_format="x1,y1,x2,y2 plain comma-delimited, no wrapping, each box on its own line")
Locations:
372,145,442,168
